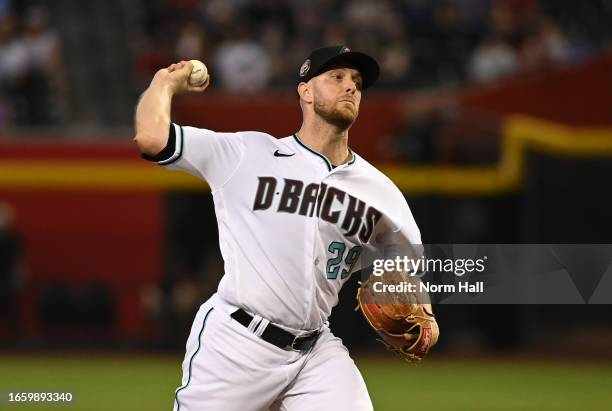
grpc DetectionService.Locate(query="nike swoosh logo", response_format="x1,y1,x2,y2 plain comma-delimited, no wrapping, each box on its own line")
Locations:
274,150,295,157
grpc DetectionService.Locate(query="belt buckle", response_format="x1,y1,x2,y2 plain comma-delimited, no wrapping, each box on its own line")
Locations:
290,330,319,352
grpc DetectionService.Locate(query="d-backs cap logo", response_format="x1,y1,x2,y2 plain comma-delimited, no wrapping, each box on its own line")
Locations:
299,59,311,77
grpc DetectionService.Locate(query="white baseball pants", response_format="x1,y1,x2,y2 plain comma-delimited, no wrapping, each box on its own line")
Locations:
172,293,373,411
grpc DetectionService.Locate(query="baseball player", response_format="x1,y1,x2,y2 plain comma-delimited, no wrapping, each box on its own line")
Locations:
134,45,426,411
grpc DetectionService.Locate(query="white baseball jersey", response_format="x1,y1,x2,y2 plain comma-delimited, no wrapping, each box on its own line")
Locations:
153,123,422,331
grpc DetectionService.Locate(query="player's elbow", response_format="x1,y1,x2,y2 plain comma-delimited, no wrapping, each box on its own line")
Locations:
134,133,165,156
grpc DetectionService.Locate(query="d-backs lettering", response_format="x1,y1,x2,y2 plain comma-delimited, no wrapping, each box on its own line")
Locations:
252,177,382,243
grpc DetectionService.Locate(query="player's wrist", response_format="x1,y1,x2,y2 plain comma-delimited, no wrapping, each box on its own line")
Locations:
151,70,180,96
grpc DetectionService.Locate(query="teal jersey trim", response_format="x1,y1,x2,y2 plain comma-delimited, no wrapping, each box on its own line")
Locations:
347,148,356,165
292,134,356,170
293,133,332,171
174,307,214,411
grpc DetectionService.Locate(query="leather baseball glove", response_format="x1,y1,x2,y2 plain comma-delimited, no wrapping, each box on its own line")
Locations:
357,271,439,364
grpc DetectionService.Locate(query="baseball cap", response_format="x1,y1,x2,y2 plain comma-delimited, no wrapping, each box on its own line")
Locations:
297,45,380,89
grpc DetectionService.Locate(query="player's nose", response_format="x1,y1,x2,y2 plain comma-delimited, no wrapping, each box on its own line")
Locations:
345,81,357,94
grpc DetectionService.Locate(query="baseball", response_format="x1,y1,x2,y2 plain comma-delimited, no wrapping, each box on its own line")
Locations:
188,59,209,86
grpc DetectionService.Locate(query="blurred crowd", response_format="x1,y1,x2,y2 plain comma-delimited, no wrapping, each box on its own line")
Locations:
0,2,65,128
1,1,611,127
133,0,611,93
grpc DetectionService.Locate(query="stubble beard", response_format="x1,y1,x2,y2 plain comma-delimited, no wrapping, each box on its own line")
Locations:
313,100,357,130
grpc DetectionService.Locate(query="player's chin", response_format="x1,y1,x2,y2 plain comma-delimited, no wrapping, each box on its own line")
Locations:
335,102,358,118
339,108,358,125
316,104,357,128
324,110,355,129
338,101,357,113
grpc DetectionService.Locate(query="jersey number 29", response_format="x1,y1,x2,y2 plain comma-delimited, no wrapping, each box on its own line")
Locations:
326,241,363,280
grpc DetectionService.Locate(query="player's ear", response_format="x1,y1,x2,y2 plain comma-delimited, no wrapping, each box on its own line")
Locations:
298,82,313,104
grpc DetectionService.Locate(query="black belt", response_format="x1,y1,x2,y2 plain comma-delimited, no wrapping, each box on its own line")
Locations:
231,308,320,352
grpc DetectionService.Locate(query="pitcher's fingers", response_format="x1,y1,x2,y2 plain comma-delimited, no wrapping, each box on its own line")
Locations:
188,76,210,93
200,76,211,89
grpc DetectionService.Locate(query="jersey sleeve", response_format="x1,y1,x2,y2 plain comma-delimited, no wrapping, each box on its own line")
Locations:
373,191,423,264
142,123,245,190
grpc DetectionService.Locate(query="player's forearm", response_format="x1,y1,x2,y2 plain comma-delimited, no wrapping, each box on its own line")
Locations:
134,73,174,156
